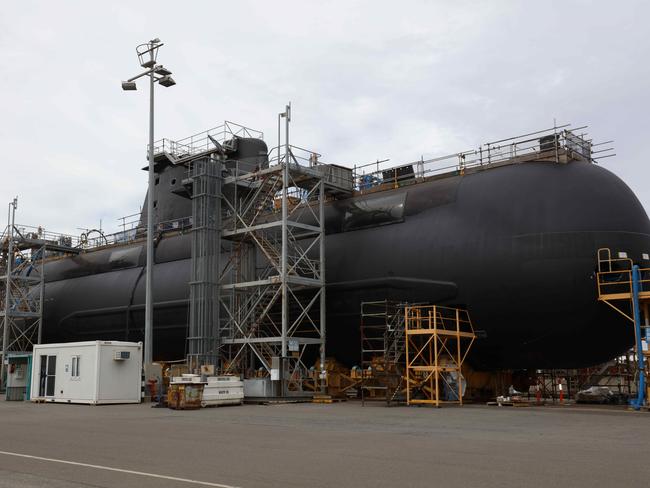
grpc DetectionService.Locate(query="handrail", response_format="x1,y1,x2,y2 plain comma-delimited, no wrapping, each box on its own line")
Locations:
262,125,609,196
6,214,193,255
595,248,650,299
150,121,263,157
351,127,599,191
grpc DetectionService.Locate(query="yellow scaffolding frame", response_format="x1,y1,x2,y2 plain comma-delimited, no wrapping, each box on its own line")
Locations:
405,305,476,407
596,248,650,323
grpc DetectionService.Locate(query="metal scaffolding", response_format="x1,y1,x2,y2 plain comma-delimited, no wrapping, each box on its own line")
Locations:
359,300,406,404
219,145,329,395
595,247,650,409
0,198,80,389
151,116,353,395
405,304,476,407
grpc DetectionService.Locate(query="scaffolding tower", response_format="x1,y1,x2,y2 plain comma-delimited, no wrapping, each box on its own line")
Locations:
0,198,80,389
405,304,476,407
219,145,329,395
152,117,352,395
359,300,406,404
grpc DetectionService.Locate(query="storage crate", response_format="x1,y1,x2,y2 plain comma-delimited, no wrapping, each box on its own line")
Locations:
168,383,205,410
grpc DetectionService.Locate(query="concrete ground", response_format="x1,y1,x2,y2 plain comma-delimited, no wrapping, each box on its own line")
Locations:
0,400,647,488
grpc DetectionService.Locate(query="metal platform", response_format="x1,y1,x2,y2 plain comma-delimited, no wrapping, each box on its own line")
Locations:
595,247,650,409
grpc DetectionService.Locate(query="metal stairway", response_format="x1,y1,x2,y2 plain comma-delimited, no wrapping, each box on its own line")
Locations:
384,309,406,365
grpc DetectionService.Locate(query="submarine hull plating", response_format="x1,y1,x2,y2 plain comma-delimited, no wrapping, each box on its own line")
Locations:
42,160,650,369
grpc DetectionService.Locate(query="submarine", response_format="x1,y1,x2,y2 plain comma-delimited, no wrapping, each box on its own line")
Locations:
39,124,650,370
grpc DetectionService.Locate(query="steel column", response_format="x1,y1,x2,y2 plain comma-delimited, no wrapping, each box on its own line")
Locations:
319,179,326,393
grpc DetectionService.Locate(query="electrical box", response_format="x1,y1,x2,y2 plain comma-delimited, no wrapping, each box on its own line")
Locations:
314,163,353,192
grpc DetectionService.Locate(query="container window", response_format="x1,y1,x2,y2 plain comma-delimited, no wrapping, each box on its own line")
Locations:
71,356,80,378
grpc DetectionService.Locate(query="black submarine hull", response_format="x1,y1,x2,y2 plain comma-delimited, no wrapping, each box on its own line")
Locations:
42,160,650,369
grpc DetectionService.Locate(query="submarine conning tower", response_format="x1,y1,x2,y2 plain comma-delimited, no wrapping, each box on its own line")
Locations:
138,124,271,228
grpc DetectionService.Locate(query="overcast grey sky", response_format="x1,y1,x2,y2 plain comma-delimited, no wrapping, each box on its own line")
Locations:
1,1,648,235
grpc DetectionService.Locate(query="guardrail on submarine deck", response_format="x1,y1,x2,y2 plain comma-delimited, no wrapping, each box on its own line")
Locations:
348,124,613,193
3,215,193,257
268,123,613,195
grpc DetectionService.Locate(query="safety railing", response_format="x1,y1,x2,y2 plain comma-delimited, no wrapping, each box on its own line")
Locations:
351,125,612,193
596,248,650,299
154,122,613,201
404,304,474,334
151,121,264,157
268,144,322,168
262,124,612,197
5,214,193,255
404,304,476,406
9,225,81,248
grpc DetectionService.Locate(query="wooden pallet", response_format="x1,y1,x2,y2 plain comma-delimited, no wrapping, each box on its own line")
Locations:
312,395,346,404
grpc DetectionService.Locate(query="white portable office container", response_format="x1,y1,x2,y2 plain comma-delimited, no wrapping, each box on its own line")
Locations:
30,341,142,405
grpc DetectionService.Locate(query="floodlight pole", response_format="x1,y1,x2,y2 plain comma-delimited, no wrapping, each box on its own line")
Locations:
123,39,176,367
144,47,155,367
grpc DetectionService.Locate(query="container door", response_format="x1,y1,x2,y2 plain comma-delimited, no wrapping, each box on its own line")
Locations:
38,355,56,397
38,355,47,397
46,356,56,397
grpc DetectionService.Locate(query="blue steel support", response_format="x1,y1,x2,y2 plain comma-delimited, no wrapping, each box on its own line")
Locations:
630,265,646,410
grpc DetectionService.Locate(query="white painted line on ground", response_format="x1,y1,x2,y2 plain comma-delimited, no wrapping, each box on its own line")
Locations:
0,450,240,488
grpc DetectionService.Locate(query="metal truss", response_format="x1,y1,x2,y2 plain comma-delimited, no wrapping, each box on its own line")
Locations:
405,304,476,407
0,199,81,389
0,246,45,360
0,200,44,388
595,247,650,408
219,149,326,395
359,300,407,404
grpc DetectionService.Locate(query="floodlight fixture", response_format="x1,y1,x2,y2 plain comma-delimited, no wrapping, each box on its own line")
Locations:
158,75,176,87
121,81,137,91
154,66,172,76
